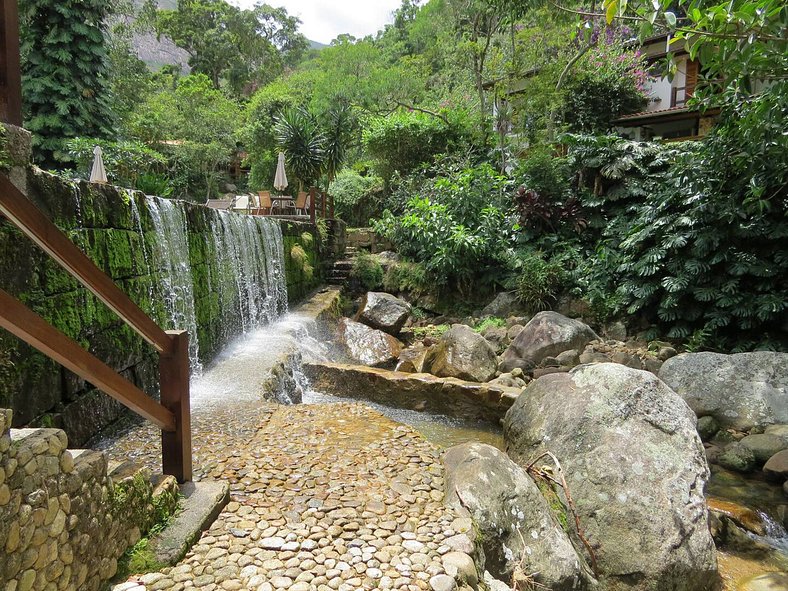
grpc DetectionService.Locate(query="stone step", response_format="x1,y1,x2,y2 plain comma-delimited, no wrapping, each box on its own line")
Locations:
332,260,353,270
150,480,230,565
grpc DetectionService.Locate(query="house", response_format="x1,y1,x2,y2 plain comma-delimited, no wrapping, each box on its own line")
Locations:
613,34,718,141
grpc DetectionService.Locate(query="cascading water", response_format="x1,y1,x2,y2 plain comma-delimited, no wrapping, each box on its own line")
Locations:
209,211,287,340
140,195,288,381
147,197,203,373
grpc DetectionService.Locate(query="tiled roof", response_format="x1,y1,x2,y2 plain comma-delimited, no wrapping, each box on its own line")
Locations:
615,105,691,121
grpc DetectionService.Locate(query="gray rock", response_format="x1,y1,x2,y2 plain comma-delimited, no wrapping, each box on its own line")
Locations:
658,352,788,431
425,325,497,383
481,292,521,318
611,350,643,369
763,449,788,481
658,346,678,361
578,350,611,364
430,574,457,591
718,442,756,473
501,312,599,371
482,572,510,591
739,434,788,464
443,443,591,590
356,291,411,335
337,318,403,368
441,552,477,588
697,416,720,441
507,324,524,341
396,345,428,373
503,363,718,591
481,326,508,352
604,321,627,341
764,424,788,441
555,349,580,368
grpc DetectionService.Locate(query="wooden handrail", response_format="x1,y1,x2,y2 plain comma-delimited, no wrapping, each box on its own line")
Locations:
0,175,174,354
0,173,192,482
0,289,176,431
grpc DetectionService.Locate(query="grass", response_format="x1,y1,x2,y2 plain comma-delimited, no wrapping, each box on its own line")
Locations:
474,316,506,333
412,324,451,340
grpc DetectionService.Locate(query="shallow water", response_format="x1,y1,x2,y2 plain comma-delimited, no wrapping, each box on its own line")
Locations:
303,389,505,450
185,309,788,590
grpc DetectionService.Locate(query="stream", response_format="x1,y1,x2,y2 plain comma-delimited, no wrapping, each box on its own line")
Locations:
186,308,788,589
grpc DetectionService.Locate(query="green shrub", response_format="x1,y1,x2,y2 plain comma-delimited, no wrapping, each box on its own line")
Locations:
362,110,471,183
331,169,384,226
383,260,429,296
505,250,566,313
300,232,314,248
351,253,383,290
566,83,788,350
66,138,167,188
373,163,513,297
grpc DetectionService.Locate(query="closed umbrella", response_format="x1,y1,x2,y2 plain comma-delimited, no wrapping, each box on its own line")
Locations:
89,146,107,184
273,152,288,192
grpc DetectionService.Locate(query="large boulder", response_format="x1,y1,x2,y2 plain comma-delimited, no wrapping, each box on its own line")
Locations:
501,311,598,372
337,318,402,368
658,352,788,431
503,363,718,591
443,442,593,590
355,291,411,335
424,324,497,382
481,291,521,318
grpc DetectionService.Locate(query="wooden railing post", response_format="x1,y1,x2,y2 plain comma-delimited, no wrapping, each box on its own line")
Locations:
0,0,22,126
159,330,192,483
309,186,316,224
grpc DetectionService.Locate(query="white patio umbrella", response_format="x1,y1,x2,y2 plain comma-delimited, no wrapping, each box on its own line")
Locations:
89,145,107,184
273,151,288,192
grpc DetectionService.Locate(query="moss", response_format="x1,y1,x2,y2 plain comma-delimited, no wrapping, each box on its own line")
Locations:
0,125,10,172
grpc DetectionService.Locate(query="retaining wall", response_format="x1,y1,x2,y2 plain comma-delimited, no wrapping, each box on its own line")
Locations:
0,126,325,443
0,409,178,591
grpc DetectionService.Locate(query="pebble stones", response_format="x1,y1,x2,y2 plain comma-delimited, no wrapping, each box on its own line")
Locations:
109,403,471,591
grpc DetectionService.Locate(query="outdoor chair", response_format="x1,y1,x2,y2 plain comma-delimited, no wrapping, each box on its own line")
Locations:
257,191,272,215
294,191,309,215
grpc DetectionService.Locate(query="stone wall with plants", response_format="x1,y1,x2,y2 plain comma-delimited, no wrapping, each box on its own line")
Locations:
0,133,327,442
0,409,178,591
281,222,322,302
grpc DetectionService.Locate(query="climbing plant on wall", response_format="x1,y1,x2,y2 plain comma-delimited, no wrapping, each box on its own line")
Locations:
19,0,116,167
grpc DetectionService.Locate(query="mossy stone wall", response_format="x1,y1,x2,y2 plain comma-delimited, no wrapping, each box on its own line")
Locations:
0,166,324,444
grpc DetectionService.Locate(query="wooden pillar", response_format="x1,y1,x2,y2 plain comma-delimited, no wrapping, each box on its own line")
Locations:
328,193,334,219
321,190,326,218
309,186,316,224
160,330,192,483
0,0,22,126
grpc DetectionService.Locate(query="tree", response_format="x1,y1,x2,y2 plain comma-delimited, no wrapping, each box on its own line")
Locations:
274,107,325,191
320,104,358,194
19,0,117,166
156,0,308,94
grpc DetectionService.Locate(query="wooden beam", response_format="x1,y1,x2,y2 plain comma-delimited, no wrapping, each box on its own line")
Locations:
0,289,176,431
0,0,22,126
0,174,174,354
160,330,192,482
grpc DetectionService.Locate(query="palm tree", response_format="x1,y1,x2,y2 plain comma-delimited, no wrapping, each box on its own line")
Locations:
274,107,325,191
321,104,357,194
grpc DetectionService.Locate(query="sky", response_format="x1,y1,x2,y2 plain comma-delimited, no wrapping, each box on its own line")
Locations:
233,0,403,45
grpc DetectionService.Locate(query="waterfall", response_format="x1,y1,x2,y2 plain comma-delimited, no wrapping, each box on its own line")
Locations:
141,196,288,376
210,211,288,335
147,197,203,373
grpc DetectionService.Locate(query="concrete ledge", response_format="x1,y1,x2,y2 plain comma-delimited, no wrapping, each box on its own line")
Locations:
151,480,230,565
304,362,520,424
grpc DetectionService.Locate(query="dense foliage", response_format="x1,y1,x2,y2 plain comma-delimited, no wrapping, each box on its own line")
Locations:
14,0,787,351
19,0,116,166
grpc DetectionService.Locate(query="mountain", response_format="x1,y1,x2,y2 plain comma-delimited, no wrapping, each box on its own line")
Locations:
309,39,327,50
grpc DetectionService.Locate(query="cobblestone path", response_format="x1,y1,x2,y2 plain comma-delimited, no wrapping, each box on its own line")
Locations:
108,403,470,591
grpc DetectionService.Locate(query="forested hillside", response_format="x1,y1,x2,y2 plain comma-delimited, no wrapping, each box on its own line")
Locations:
16,0,787,352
